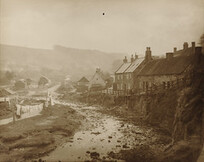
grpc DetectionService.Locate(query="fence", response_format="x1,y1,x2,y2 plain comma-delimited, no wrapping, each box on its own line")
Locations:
89,75,193,97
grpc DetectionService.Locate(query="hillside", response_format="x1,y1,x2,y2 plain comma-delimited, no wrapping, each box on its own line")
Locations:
0,44,125,81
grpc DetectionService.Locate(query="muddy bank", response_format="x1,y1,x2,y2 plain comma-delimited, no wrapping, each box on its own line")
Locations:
0,102,12,120
0,104,84,161
38,102,169,161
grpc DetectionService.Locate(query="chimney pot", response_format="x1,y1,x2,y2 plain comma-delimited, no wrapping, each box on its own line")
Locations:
123,56,128,63
166,52,173,60
183,42,188,50
135,53,138,60
192,42,195,47
191,42,195,54
145,47,152,61
131,54,134,63
96,67,100,72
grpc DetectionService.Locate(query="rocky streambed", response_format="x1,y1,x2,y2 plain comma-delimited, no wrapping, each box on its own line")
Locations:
42,101,168,161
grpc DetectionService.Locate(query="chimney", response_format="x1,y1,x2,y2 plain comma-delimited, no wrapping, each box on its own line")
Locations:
166,52,173,60
135,53,138,60
174,47,177,53
145,47,152,61
191,42,195,54
123,56,128,63
131,54,134,63
183,42,188,50
96,67,101,73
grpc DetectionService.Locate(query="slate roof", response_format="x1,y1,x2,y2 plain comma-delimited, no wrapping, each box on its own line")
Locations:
78,77,89,83
40,75,50,82
115,62,132,74
138,55,194,76
0,88,14,97
174,47,195,57
124,58,145,73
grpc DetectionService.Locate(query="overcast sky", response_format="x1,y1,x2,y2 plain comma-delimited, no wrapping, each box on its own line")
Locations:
0,0,204,55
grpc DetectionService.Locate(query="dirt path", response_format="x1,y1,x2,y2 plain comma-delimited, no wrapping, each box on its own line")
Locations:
42,100,165,161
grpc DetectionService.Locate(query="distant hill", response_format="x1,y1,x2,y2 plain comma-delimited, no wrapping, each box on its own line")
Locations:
0,44,125,81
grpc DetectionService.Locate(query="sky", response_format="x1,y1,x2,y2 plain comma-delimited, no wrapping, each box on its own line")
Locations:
0,0,204,55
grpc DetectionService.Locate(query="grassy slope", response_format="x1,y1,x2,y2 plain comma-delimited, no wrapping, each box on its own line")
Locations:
0,104,84,161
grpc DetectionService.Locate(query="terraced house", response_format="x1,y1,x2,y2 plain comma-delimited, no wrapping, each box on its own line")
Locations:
136,42,202,93
114,42,202,94
114,48,150,92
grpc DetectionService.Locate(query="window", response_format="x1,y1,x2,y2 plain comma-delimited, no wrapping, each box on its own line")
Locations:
171,81,174,88
120,83,123,90
146,82,149,91
127,83,131,90
167,81,170,89
117,84,120,90
163,82,166,89
143,81,145,91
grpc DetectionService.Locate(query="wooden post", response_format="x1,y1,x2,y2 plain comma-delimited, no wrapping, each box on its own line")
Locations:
12,98,16,124
12,105,15,124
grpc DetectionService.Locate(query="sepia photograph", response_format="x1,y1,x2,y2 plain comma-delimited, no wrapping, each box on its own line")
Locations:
0,0,204,161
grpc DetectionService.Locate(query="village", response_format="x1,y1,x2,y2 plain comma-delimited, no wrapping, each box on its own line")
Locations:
0,40,204,161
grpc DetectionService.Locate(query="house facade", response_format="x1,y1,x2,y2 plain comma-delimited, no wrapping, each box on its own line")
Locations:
88,68,106,91
136,42,201,93
115,56,132,91
114,47,152,92
77,77,89,86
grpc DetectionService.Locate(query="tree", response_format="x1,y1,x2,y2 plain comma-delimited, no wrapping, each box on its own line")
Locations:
5,71,15,82
15,80,26,90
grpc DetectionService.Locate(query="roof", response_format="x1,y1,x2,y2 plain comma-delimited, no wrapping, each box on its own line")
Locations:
0,88,14,97
78,77,89,83
115,62,131,74
138,55,194,76
94,71,106,81
40,75,50,81
173,47,193,57
124,58,145,73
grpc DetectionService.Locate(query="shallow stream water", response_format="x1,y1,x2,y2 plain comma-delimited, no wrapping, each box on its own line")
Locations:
43,101,150,161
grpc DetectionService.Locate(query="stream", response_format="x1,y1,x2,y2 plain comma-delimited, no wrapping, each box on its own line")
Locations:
43,101,153,161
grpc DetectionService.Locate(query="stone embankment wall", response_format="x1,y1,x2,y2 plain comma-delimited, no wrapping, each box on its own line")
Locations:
113,53,204,161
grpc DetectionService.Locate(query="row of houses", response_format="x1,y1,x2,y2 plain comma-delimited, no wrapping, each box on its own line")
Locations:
114,42,202,94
